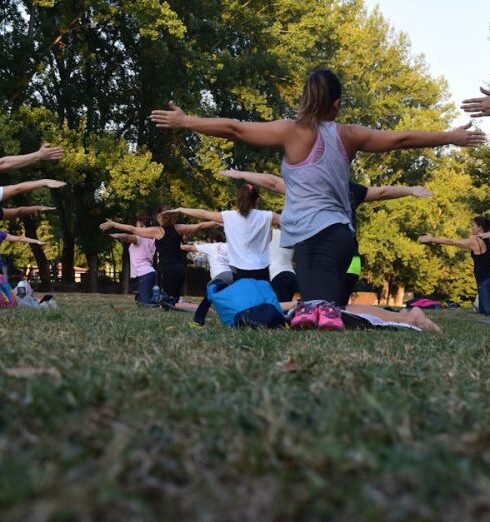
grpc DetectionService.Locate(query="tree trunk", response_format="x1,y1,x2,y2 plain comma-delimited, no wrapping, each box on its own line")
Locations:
87,253,98,293
392,285,405,307
120,243,130,294
22,217,52,291
61,234,75,285
380,280,390,306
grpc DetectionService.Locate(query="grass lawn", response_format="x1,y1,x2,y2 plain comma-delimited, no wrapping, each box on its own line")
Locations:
1,294,490,521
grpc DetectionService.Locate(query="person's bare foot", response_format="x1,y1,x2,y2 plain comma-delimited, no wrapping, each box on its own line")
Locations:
404,307,442,334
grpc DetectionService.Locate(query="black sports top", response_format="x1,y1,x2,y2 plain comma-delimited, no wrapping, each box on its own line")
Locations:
155,226,182,264
471,237,490,284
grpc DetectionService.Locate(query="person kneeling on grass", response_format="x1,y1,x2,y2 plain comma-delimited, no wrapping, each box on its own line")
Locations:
0,230,46,308
181,230,233,326
106,216,160,306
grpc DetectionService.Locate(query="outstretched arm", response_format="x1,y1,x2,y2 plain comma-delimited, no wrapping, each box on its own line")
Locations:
461,87,490,118
218,169,286,194
167,208,223,223
364,185,432,202
176,221,221,236
418,234,478,251
1,179,66,201
151,102,294,148
108,233,137,245
0,144,63,173
3,233,46,245
100,219,164,240
340,123,486,160
1,206,56,219
181,244,198,252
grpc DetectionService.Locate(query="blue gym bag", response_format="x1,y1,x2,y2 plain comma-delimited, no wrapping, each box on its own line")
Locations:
206,278,286,328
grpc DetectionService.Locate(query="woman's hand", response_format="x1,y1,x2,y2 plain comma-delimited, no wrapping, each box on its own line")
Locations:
410,186,433,198
38,144,64,161
150,102,187,128
99,218,117,231
418,235,433,244
461,87,490,118
43,179,66,189
448,122,486,147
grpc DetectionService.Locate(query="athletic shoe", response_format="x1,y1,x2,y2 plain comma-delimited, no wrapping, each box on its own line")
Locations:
316,302,345,331
290,302,317,329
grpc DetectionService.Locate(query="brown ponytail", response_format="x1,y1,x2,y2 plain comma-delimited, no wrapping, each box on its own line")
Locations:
296,69,342,128
237,184,259,217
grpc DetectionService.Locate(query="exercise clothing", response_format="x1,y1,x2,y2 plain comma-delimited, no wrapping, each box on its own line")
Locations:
233,267,270,282
196,242,230,280
156,225,182,263
472,237,490,284
155,225,184,298
294,223,356,303
269,228,294,280
221,209,272,270
271,271,299,302
280,121,352,248
129,236,156,278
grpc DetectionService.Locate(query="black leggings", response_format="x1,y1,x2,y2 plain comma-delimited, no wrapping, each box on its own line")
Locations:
271,271,299,302
159,262,185,299
294,224,356,304
232,267,270,282
340,273,359,306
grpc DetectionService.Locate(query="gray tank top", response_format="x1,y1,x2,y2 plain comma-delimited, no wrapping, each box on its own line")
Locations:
279,121,353,248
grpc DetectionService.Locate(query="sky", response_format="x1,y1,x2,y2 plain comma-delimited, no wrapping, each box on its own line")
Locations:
363,0,490,135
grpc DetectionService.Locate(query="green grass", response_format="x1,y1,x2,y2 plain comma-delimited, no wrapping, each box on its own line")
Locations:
1,294,490,521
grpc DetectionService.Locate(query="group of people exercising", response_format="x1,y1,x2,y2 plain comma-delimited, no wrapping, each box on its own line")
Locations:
1,70,489,329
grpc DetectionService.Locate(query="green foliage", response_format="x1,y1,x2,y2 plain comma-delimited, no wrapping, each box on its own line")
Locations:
0,0,486,295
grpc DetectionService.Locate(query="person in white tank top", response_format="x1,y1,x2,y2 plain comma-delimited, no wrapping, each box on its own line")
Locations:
269,226,299,302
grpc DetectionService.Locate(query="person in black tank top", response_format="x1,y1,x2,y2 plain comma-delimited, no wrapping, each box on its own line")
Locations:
100,208,220,301
419,216,490,314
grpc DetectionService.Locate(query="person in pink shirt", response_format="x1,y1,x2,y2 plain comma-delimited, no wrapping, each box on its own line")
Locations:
107,216,157,305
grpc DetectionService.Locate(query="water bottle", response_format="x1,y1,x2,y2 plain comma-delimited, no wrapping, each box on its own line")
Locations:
152,285,161,304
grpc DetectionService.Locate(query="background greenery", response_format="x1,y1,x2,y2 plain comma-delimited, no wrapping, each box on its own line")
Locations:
0,0,488,299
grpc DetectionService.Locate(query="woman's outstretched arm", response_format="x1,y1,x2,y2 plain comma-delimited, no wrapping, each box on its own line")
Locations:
108,233,138,245
166,208,223,223
100,219,164,240
218,169,286,194
176,221,221,236
418,234,478,251
0,144,63,173
340,122,486,160
3,233,46,245
151,102,294,147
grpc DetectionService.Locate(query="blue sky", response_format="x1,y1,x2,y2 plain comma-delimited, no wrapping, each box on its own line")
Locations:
363,0,490,134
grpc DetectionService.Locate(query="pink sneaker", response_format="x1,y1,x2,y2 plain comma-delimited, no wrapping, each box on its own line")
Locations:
290,302,317,329
316,302,345,331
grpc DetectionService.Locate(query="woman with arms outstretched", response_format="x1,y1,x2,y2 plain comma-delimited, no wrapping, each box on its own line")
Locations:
419,216,490,315
166,184,280,282
100,208,217,301
151,68,485,329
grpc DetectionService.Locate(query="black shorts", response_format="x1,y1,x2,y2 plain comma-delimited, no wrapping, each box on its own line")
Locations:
232,267,270,282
